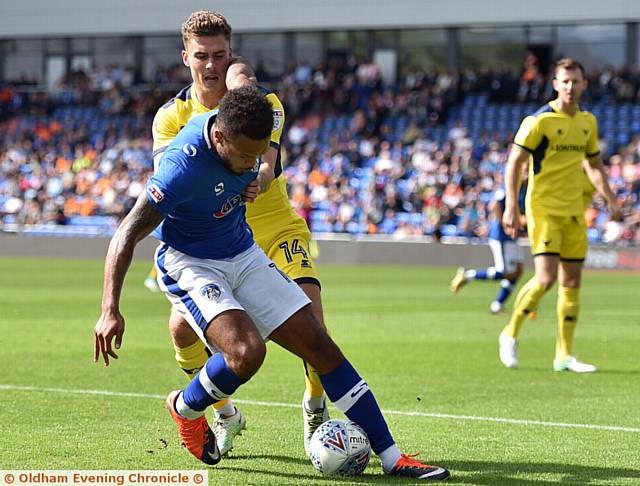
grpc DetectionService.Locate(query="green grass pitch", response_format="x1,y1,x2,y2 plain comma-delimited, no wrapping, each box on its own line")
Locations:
0,257,638,485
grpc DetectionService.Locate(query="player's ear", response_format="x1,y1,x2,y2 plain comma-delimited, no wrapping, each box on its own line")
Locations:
181,50,190,67
213,128,225,146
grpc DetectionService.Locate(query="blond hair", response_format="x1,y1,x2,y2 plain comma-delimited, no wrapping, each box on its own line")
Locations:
181,10,231,46
554,58,585,77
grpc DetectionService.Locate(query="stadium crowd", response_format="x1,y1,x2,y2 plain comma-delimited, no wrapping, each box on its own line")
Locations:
0,58,639,245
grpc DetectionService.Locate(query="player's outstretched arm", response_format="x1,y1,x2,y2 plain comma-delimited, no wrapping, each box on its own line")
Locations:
583,157,621,220
502,146,530,238
226,56,257,89
93,190,165,366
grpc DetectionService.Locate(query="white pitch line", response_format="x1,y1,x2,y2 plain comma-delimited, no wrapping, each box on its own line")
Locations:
1,384,639,433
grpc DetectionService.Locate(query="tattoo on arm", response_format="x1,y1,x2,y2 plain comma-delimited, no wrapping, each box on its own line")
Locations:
102,191,165,310
113,191,165,251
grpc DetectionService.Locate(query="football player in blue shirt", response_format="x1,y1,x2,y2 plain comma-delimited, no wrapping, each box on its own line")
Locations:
450,188,524,314
93,86,449,480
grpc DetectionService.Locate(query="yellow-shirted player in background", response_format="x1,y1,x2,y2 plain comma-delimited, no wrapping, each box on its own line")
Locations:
150,11,329,456
499,58,620,372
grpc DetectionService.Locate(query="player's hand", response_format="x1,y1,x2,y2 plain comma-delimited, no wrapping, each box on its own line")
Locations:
502,206,521,239
93,309,125,366
226,56,256,89
257,164,275,194
241,180,259,203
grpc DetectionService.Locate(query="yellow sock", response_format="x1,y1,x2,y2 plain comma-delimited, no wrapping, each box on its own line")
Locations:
502,277,547,339
174,340,208,379
309,239,320,259
212,397,230,411
303,361,325,398
556,286,580,361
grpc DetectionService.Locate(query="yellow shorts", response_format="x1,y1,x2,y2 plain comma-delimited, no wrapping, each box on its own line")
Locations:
527,212,588,260
250,213,320,286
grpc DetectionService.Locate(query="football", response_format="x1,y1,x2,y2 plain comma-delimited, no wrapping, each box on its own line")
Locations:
308,419,371,475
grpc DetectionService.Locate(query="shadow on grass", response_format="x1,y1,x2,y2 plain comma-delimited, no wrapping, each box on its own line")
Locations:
223,453,309,466
443,459,640,485
213,455,640,485
510,367,557,373
594,369,640,376
514,366,640,376
216,453,385,483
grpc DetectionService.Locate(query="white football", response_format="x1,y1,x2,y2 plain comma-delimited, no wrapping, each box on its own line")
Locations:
308,419,371,475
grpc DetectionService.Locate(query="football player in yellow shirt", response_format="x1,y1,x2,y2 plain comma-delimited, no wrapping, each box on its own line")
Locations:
150,11,329,455
499,58,619,372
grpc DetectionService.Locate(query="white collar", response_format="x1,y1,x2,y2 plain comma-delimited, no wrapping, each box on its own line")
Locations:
202,109,220,149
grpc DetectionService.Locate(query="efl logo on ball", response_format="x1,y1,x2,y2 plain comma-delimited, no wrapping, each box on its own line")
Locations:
308,419,371,476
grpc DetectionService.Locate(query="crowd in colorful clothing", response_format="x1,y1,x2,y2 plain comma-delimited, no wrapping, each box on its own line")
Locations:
1,60,638,245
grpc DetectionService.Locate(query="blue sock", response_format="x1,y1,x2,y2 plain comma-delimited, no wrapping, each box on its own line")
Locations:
474,267,503,280
496,279,514,304
182,353,247,412
319,359,395,455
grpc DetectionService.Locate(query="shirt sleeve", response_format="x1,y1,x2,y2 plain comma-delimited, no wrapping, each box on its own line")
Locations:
152,104,181,170
266,93,285,146
145,152,191,215
586,114,600,156
513,115,542,153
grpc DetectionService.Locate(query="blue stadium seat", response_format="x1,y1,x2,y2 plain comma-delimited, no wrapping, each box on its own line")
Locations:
587,228,601,243
440,224,457,237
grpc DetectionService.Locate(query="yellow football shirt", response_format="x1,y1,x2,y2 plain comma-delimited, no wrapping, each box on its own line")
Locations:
151,84,292,223
514,100,600,216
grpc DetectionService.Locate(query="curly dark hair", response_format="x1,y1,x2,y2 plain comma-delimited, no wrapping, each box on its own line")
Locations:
217,86,274,141
181,11,231,46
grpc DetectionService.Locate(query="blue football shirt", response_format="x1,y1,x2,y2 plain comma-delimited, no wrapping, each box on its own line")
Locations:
146,112,259,259
488,189,511,242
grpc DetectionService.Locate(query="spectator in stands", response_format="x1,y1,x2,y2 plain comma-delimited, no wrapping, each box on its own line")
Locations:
1,58,639,245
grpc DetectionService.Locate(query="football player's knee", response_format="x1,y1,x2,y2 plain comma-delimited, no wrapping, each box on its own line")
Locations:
536,272,556,291
227,339,266,379
538,279,555,291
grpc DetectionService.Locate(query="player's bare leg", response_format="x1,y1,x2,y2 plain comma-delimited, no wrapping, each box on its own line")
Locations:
169,309,246,454
269,305,450,479
167,310,264,464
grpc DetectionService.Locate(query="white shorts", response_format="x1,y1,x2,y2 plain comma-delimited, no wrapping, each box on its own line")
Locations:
154,243,311,349
489,238,523,274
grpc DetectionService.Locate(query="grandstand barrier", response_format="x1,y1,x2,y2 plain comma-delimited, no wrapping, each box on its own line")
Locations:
1,233,639,271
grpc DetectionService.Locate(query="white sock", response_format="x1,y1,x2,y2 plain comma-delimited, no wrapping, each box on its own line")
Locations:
175,392,206,420
464,269,477,280
379,444,402,473
303,390,325,411
214,400,236,419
